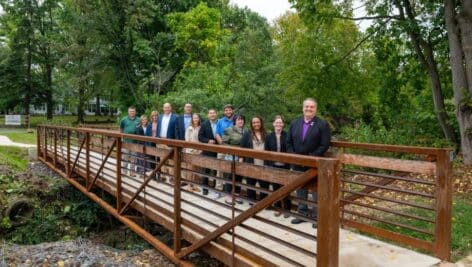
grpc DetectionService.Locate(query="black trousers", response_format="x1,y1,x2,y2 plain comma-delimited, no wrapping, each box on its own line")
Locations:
224,173,243,194
246,178,270,201
201,168,216,195
271,164,292,210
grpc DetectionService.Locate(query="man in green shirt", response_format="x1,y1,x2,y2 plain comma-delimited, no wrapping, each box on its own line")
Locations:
120,106,139,177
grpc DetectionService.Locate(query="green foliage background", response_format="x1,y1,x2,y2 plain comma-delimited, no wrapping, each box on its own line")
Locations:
0,0,460,147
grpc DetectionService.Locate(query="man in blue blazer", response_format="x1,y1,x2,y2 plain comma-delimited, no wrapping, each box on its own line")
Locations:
157,102,178,139
175,103,193,140
287,98,331,228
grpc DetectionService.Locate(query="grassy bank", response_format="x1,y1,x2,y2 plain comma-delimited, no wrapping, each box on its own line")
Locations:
0,114,119,146
0,130,37,145
0,146,29,171
373,197,472,261
0,146,152,251
0,115,117,128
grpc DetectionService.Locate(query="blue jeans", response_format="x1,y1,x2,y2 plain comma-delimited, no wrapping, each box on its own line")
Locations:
296,188,318,220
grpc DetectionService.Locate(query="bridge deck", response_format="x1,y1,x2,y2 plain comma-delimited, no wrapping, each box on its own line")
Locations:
41,143,441,267
56,145,317,266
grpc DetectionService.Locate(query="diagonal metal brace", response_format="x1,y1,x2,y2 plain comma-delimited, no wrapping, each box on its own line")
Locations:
176,168,317,259
119,149,174,215
88,139,117,191
68,136,87,177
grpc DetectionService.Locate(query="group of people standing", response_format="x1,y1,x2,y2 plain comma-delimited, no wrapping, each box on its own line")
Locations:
119,98,331,227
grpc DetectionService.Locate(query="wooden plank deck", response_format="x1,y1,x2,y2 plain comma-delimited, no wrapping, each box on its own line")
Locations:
39,137,445,267
42,146,439,267
50,144,318,267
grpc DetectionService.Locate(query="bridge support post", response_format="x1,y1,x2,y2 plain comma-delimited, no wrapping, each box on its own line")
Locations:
116,137,122,211
53,129,57,166
44,128,48,162
434,149,453,260
85,132,90,189
36,126,41,159
66,129,71,175
173,147,182,254
317,159,341,267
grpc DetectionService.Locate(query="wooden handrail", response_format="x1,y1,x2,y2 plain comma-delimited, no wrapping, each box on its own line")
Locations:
331,140,452,155
38,125,321,167
41,125,455,167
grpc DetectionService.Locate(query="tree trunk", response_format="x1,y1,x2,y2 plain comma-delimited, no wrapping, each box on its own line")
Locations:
445,0,472,165
26,42,32,118
458,0,472,95
420,40,458,145
24,0,33,129
77,80,86,124
95,94,101,116
24,94,31,129
45,63,54,120
456,106,472,165
25,44,32,123
397,0,458,145
39,2,54,121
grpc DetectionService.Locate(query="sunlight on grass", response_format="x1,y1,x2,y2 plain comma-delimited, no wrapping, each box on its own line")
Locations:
0,115,117,128
451,199,472,261
372,198,472,261
1,131,37,145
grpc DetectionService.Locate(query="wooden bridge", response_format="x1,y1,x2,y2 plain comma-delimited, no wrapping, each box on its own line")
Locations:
37,125,453,266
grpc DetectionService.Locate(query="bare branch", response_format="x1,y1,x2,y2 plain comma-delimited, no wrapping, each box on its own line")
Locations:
334,15,401,21
323,18,392,70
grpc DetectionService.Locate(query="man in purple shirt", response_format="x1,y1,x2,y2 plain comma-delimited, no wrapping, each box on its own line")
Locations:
286,98,331,228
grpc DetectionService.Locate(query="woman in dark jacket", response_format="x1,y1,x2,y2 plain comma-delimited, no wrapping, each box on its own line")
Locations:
136,115,151,176
240,116,269,202
265,115,291,217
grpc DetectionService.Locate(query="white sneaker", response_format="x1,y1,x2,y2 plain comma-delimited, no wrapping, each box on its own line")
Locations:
209,192,221,200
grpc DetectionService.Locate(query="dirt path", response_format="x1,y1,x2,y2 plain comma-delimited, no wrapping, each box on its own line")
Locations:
0,135,35,148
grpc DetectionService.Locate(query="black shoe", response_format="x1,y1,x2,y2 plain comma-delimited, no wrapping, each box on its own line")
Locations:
203,189,208,195
312,222,317,228
208,180,216,188
291,218,305,224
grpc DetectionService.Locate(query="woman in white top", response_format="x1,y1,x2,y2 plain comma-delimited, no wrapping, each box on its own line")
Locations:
149,110,159,138
240,116,268,202
184,113,202,191
185,113,201,152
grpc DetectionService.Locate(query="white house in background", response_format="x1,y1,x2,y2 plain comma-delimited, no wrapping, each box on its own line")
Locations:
30,98,117,115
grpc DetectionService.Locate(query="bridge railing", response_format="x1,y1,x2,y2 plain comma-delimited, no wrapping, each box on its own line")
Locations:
36,125,453,264
37,125,340,267
330,141,453,260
